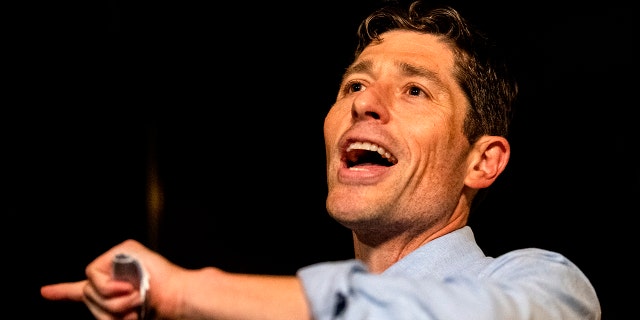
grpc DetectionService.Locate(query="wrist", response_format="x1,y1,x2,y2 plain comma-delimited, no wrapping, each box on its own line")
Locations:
174,267,226,319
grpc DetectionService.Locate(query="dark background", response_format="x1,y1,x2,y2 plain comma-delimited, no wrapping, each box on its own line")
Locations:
5,0,635,318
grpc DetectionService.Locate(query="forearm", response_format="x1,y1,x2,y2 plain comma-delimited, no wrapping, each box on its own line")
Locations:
173,267,311,320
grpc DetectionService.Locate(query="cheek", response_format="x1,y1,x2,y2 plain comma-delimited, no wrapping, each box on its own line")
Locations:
323,106,349,143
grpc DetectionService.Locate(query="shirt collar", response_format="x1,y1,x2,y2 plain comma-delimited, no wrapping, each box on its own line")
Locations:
384,226,491,278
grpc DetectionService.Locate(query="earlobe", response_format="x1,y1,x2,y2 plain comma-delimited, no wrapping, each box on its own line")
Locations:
465,136,510,189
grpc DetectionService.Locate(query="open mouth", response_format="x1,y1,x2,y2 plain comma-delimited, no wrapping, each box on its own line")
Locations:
345,141,398,168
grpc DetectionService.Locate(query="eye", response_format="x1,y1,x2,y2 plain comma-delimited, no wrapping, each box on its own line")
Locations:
347,81,366,93
408,85,423,96
404,83,433,100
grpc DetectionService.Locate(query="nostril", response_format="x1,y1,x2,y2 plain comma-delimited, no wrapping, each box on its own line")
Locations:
365,111,381,120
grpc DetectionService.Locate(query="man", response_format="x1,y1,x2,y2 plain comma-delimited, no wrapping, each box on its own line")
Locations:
41,1,601,319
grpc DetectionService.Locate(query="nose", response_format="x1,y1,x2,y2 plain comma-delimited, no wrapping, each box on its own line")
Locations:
351,85,390,123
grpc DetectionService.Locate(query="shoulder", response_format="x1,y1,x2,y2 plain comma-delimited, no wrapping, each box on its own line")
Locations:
483,248,587,281
495,248,574,265
497,247,572,262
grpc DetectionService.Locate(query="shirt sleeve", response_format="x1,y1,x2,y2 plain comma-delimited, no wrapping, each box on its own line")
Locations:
297,249,600,320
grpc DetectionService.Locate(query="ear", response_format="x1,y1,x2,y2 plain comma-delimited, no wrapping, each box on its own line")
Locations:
464,136,510,189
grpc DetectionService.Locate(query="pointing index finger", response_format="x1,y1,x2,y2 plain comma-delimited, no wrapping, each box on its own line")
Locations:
40,280,87,302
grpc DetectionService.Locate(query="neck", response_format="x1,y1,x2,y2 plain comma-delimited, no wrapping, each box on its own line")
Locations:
352,215,467,274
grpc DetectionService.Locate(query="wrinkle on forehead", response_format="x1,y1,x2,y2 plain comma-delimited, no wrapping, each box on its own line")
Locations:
345,31,454,81
345,58,444,78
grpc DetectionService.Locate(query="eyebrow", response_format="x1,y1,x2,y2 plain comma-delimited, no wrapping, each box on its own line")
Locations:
400,62,450,95
342,60,446,90
342,60,373,83
398,62,440,82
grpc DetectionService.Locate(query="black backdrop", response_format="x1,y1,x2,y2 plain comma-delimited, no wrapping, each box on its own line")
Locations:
5,1,635,318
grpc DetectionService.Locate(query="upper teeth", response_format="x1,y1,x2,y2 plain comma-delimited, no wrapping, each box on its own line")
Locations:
346,141,398,164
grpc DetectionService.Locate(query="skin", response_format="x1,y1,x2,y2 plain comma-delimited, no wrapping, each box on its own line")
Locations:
325,30,509,273
40,30,510,320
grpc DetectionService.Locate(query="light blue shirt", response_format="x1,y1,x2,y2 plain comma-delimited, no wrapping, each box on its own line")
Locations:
298,226,601,319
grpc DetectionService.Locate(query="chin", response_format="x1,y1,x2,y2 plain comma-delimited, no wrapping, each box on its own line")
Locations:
327,201,378,228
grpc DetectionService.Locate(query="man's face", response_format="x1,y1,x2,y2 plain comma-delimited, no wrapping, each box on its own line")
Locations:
324,30,473,234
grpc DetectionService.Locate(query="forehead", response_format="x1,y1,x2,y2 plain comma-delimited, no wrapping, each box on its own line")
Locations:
356,30,455,74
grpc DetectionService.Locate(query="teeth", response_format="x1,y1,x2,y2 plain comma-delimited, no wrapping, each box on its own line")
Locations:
346,141,398,164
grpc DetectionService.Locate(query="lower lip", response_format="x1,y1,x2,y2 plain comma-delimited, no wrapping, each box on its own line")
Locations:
337,165,390,184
